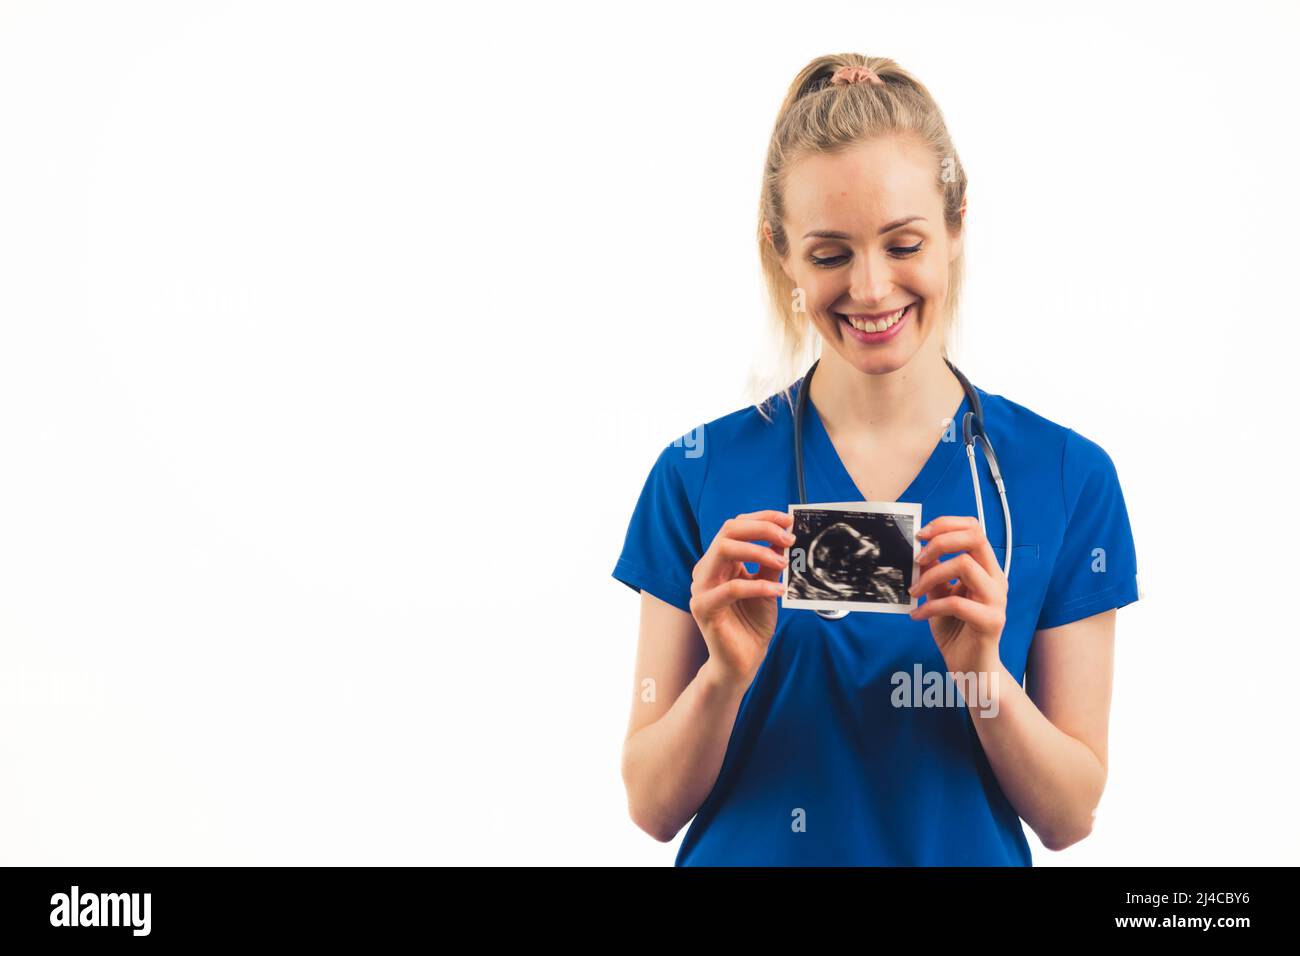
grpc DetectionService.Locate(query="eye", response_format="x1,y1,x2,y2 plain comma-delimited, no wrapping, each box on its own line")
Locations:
810,243,923,268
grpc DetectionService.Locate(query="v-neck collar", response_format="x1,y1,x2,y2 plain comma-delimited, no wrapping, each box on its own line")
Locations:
797,376,973,505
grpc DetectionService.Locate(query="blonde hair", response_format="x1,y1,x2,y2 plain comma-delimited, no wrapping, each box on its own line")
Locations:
748,53,969,423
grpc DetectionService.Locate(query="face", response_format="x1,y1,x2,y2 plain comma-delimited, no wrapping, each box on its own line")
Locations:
769,134,962,376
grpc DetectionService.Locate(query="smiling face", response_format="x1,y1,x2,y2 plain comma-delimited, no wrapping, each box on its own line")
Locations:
770,134,963,376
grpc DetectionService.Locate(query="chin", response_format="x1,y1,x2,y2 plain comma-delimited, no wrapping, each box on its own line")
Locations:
849,352,914,376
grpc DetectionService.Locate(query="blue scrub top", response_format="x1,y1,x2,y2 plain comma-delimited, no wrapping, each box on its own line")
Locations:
611,373,1141,866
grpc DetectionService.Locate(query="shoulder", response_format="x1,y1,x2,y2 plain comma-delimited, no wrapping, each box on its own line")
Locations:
660,390,790,473
704,389,796,453
974,386,1124,513
647,388,795,502
978,386,1118,457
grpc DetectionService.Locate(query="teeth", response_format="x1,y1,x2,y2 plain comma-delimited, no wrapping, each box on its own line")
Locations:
845,304,909,333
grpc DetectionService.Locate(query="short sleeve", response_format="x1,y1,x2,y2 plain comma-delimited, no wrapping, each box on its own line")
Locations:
611,435,708,614
1035,428,1141,631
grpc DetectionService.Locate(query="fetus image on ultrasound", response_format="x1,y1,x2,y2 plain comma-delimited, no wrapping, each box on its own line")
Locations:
786,507,914,607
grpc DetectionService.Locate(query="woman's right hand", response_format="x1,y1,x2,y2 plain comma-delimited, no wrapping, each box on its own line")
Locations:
689,509,795,685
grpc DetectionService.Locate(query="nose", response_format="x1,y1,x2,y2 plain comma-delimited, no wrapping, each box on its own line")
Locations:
848,250,895,307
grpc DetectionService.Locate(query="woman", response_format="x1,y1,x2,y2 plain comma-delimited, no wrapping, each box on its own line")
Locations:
612,54,1140,865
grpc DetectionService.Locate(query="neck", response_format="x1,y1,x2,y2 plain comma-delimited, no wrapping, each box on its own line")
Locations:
807,347,966,440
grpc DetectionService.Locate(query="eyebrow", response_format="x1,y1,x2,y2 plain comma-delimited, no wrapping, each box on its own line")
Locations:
803,216,927,240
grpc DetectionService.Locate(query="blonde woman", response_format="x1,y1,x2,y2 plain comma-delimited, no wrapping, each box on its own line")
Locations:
612,54,1140,865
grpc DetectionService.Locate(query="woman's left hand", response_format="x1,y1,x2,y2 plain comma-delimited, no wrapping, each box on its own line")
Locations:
908,515,1006,667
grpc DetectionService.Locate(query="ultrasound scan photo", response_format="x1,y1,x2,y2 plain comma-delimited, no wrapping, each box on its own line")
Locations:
782,503,922,614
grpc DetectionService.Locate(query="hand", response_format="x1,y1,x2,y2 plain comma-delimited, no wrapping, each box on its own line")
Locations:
907,516,1007,668
690,509,794,685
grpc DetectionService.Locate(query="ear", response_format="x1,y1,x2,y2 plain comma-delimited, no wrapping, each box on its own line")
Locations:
949,197,966,263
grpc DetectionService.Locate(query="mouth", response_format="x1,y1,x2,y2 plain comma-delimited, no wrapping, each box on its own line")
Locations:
835,302,915,342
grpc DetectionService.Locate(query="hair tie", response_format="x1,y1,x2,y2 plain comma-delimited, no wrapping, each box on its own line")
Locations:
830,65,885,87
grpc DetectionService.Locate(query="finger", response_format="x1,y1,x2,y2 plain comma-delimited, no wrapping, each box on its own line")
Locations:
911,552,998,604
690,576,785,621
737,509,795,530
697,518,796,586
738,534,795,584
721,516,797,548
916,515,979,550
937,554,996,604
917,515,977,541
910,592,999,630
917,524,1000,581
920,578,962,602
911,562,957,603
917,516,980,564
713,538,789,574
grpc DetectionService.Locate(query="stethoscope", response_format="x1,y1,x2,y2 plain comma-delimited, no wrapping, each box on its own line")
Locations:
792,357,1013,620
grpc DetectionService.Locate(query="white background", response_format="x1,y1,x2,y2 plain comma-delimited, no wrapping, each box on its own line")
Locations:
0,0,1296,865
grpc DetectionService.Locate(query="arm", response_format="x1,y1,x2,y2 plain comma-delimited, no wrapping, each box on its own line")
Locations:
943,608,1116,851
620,591,752,843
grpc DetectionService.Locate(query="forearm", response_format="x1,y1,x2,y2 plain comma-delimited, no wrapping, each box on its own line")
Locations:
942,645,1106,850
621,660,752,842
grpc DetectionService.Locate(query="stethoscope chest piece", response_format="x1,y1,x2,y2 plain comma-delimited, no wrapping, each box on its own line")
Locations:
815,607,850,620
